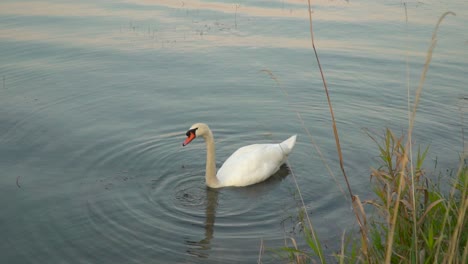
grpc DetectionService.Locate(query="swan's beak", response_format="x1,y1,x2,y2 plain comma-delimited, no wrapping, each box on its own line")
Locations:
182,131,196,146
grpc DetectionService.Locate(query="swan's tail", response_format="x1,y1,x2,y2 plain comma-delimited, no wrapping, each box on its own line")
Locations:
280,135,297,155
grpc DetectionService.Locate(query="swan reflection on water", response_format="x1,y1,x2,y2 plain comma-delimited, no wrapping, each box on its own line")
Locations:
185,164,290,259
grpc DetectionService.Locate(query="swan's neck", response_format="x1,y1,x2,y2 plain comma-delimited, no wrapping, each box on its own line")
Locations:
204,131,220,188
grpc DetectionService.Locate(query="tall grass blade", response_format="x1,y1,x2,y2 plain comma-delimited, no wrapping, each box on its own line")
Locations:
288,164,325,263
384,11,455,264
417,198,445,225
404,4,419,263
338,230,346,264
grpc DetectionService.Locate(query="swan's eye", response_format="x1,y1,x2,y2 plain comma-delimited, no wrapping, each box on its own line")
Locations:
182,128,198,146
186,128,198,137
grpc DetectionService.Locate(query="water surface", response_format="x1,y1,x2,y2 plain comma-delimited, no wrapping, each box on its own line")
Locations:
1,0,466,263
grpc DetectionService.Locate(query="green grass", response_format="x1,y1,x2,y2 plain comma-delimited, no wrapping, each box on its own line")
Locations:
360,129,467,263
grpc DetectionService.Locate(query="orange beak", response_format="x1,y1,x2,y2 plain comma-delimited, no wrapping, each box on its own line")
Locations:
182,131,196,146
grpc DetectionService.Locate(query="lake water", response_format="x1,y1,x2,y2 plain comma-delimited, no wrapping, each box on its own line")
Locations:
0,0,466,263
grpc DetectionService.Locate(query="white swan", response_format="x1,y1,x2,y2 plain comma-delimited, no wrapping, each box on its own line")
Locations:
182,123,297,188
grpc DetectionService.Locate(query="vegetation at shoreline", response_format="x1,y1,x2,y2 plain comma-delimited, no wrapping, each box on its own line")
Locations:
279,129,468,263
260,2,466,263
277,129,466,263
344,130,466,263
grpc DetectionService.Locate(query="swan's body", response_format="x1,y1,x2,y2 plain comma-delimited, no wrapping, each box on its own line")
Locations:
182,123,296,188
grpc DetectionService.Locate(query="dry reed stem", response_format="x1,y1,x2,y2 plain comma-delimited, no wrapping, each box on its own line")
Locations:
384,11,456,264
257,238,264,264
288,237,306,264
352,195,369,257
306,0,369,260
306,0,352,199
338,230,346,264
462,241,468,264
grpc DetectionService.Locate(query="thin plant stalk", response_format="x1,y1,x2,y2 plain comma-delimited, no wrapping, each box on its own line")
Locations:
338,230,346,264
306,0,352,198
306,0,369,260
384,11,456,264
433,185,453,261
260,69,347,199
288,164,325,263
446,161,467,263
404,4,419,262
260,68,327,261
258,238,264,264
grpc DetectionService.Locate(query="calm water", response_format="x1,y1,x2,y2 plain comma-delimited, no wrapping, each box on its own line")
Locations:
0,0,466,263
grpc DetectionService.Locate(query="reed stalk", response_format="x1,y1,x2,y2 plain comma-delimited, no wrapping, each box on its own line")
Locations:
384,11,456,264
306,0,370,261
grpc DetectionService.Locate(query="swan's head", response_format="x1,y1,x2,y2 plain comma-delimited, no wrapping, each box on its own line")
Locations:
182,123,211,146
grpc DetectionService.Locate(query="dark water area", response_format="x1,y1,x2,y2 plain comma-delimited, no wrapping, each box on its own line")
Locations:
1,0,466,263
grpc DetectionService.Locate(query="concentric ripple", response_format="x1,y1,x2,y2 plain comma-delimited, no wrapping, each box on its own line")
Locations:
75,128,297,263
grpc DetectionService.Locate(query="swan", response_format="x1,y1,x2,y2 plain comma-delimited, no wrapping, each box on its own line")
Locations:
182,123,297,188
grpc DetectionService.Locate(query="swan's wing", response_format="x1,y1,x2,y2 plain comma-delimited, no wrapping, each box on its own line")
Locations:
217,143,286,187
